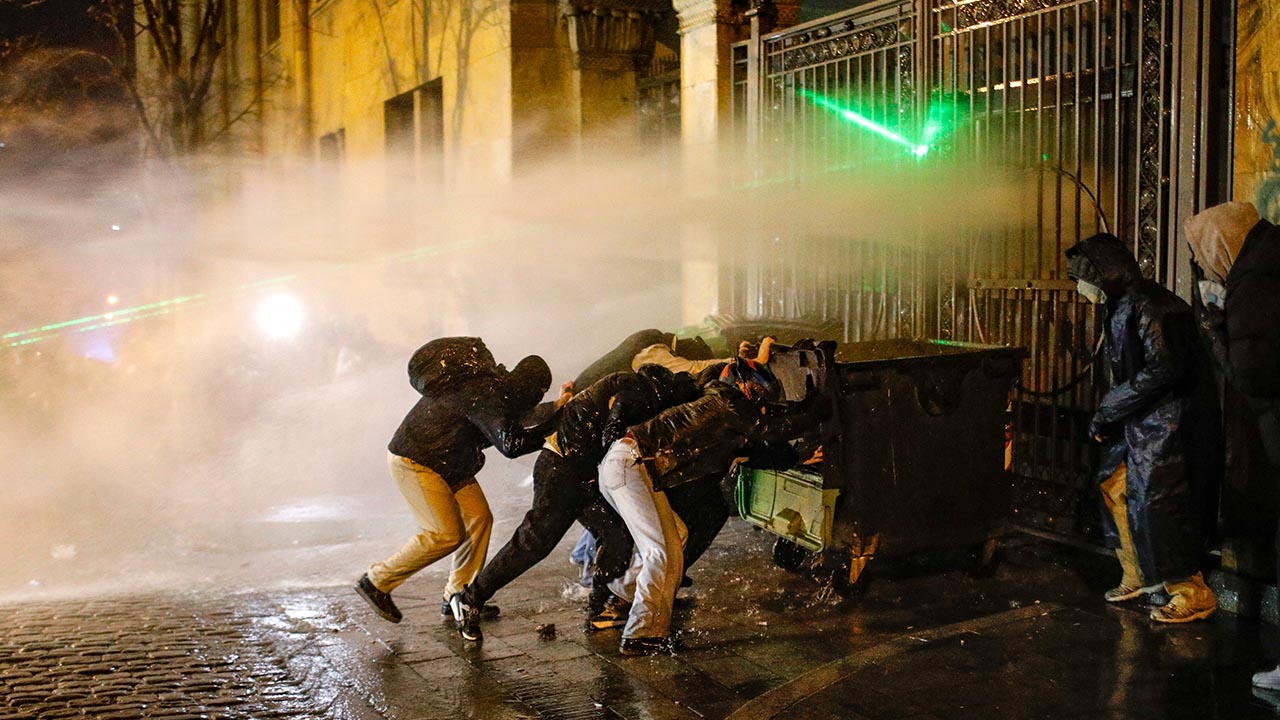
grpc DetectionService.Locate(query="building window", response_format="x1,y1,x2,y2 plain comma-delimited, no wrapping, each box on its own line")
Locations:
385,79,445,184
318,129,345,162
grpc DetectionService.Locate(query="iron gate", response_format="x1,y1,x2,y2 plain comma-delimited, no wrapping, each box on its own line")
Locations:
728,0,1223,543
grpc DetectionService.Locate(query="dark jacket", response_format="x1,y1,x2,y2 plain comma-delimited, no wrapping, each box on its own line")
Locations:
1067,234,1219,582
557,368,698,466
629,383,819,492
389,338,554,490
1219,219,1280,398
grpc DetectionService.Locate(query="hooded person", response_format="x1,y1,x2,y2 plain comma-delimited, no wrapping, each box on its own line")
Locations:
354,337,565,639
571,328,725,391
596,357,824,656
452,364,701,638
1065,234,1220,623
1184,202,1280,688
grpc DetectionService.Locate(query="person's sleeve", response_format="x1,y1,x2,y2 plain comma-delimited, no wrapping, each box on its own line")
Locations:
754,395,826,445
741,440,800,470
600,389,653,450
1089,308,1187,434
1191,281,1232,382
631,345,722,375
469,392,558,458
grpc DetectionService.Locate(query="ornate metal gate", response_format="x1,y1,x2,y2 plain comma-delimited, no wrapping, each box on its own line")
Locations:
728,0,1224,543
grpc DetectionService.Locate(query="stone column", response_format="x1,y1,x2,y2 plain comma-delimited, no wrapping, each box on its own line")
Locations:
559,0,669,144
671,0,796,323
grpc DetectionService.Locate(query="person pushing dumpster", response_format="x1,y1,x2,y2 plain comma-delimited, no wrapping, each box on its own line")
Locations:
597,357,824,655
1066,234,1221,623
453,364,701,638
354,337,567,636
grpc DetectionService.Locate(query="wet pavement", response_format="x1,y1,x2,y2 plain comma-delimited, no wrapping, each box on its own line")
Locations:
5,520,1280,719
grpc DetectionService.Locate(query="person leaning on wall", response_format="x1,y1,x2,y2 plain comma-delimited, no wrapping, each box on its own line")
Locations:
1182,202,1280,687
1066,233,1222,624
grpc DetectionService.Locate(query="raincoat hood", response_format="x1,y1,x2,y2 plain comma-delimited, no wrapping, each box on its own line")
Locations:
1065,233,1142,299
407,337,497,395
505,354,552,409
1184,201,1259,283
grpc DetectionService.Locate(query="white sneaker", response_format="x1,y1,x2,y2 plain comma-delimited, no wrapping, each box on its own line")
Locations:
1253,666,1280,690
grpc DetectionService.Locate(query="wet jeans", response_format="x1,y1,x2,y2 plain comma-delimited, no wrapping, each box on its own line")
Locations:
369,452,493,599
464,450,632,608
598,438,686,639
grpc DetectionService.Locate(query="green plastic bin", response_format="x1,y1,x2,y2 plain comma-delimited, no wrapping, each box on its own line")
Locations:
735,466,839,552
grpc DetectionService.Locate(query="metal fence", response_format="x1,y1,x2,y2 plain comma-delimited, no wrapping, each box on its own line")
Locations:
728,0,1224,543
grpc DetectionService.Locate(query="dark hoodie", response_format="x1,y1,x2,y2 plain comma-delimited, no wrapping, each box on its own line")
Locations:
1187,210,1280,398
555,366,700,466
628,376,820,492
389,337,555,490
1065,234,1220,582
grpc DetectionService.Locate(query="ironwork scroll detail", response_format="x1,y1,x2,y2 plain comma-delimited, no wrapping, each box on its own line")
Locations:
940,0,1072,33
1135,0,1166,277
774,19,912,72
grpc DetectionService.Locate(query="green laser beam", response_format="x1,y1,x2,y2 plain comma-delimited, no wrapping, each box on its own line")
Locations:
797,89,930,158
3,236,490,350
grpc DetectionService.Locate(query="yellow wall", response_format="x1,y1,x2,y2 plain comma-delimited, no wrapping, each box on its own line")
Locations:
1236,0,1280,221
307,0,514,184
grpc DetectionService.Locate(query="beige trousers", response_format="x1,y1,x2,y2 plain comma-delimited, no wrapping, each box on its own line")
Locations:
368,452,494,600
1100,462,1214,607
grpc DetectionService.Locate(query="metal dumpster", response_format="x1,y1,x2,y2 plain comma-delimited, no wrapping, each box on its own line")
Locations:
735,338,1024,592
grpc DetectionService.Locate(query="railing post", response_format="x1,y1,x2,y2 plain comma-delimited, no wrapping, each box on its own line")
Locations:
744,0,776,167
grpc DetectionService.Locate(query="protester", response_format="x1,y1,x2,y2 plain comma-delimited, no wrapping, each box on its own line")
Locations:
1182,202,1280,684
354,337,563,641
453,365,700,637
573,329,720,390
597,357,822,655
1066,234,1220,623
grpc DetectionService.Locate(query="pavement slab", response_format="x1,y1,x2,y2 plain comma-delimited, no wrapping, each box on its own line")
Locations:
5,522,1280,718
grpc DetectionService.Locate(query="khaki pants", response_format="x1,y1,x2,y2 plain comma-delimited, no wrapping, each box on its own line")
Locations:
368,452,493,600
1100,462,1214,607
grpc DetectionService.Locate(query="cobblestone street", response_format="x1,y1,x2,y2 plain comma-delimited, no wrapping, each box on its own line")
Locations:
5,521,1280,719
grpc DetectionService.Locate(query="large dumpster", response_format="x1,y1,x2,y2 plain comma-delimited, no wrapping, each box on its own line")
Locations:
735,338,1025,591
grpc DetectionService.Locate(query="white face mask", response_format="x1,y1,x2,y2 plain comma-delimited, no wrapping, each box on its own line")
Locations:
1076,279,1108,305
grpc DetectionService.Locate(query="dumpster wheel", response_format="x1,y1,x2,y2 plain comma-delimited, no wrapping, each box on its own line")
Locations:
771,538,812,572
823,550,873,598
969,536,1001,578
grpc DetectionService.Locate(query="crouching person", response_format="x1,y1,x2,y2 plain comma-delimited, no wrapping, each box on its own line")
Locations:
598,358,823,655
355,337,558,640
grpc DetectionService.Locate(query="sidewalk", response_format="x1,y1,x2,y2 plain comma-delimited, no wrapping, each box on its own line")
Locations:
3,521,1279,719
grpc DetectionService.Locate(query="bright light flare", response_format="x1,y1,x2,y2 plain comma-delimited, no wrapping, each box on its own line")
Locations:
256,294,305,339
106,295,119,305
797,88,930,158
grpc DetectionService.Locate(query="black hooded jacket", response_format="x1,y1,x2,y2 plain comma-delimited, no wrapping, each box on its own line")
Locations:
1218,219,1280,397
628,382,819,492
389,337,555,490
1066,235,1220,581
556,367,700,466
